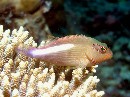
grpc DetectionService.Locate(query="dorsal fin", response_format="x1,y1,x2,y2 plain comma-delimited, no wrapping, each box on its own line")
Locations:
41,35,89,48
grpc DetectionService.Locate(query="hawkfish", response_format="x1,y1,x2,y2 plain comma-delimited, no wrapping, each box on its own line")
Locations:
17,35,113,68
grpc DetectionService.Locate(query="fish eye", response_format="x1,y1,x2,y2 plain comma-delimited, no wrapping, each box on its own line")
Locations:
100,46,106,53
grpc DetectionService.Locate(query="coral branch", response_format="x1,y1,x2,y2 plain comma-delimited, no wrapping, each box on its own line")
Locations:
0,25,104,97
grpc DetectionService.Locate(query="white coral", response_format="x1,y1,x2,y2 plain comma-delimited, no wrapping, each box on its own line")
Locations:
0,25,104,97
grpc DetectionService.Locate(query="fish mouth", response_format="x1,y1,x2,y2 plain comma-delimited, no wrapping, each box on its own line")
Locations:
98,49,113,63
106,49,113,59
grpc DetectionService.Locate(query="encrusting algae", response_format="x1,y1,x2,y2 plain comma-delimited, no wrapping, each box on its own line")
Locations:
0,25,111,97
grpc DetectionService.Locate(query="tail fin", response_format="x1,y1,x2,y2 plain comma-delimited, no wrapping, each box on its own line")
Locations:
16,44,35,58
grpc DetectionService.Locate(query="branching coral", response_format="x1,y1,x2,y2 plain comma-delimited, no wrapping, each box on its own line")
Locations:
0,25,104,97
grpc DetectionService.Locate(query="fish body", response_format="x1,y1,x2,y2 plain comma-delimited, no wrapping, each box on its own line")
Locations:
17,35,113,68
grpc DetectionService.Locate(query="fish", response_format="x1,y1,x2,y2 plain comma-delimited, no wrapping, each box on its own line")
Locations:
17,35,113,68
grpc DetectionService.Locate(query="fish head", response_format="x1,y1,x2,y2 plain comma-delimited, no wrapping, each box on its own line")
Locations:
85,38,113,65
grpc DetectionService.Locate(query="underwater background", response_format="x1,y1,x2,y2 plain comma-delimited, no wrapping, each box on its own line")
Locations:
0,0,130,97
